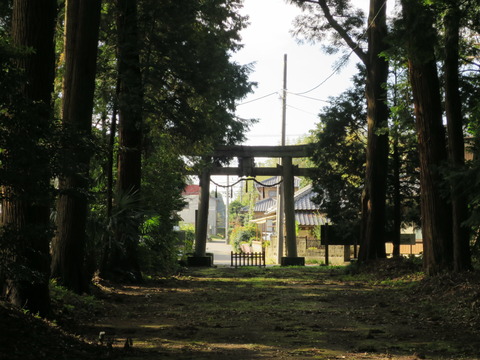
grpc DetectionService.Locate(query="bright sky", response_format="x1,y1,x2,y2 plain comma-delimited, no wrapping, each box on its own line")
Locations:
232,0,389,147
212,0,395,189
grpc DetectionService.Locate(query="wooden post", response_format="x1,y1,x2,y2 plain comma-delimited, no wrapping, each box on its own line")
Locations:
344,245,351,262
283,156,297,257
324,224,329,266
194,168,210,257
276,167,284,263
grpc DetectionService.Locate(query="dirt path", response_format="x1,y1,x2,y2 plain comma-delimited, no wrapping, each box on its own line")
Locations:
81,266,480,360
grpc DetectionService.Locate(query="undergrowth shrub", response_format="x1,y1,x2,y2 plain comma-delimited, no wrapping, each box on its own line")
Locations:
49,280,103,326
230,224,256,252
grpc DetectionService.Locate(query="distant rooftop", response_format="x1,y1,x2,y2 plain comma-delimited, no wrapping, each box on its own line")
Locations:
182,184,200,196
255,176,301,188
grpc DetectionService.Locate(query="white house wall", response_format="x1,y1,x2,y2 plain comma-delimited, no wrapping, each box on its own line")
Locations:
179,195,218,236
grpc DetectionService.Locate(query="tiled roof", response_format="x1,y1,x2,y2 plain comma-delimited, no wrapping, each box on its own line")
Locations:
254,176,301,188
183,184,200,195
254,197,276,212
242,197,276,213
264,184,320,214
293,185,321,210
249,184,328,226
295,212,327,226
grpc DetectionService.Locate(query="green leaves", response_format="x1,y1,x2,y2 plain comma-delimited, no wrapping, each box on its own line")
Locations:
309,67,367,229
139,0,255,152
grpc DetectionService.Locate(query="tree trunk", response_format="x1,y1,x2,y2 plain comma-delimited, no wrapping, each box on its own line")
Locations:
401,0,453,274
103,0,143,279
392,135,401,257
107,80,120,220
392,70,401,258
50,0,101,293
358,0,389,261
304,0,390,262
1,0,57,316
444,2,472,272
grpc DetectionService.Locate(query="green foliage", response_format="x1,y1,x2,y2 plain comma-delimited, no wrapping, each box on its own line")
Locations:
310,61,421,237
0,225,49,286
139,216,180,275
230,224,256,252
49,279,103,324
74,0,256,279
140,132,188,274
179,223,195,259
229,199,245,227
385,58,421,229
309,66,367,232
0,37,59,198
99,188,147,278
138,0,256,154
290,0,367,59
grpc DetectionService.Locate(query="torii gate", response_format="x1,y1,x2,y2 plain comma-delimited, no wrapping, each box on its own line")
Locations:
188,144,314,267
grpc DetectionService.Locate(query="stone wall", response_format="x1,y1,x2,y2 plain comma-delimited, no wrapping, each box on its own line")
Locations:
266,236,352,265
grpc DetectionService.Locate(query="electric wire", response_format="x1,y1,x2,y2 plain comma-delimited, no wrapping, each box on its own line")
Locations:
236,91,279,106
234,1,387,105
291,0,387,96
286,104,319,116
287,92,332,103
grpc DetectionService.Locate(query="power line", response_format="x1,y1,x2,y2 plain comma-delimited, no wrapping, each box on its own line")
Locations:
287,91,332,103
236,91,278,106
234,1,388,106
291,0,387,96
286,104,319,116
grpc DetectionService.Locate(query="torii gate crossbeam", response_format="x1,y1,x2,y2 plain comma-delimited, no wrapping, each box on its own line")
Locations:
187,145,313,267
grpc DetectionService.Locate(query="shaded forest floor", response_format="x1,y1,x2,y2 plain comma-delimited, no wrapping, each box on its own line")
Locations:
2,259,480,360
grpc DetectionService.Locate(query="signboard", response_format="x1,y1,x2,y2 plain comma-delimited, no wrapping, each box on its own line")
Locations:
320,225,358,246
320,226,416,246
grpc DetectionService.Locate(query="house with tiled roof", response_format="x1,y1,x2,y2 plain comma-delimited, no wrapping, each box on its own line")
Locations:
245,182,334,262
253,176,301,200
248,179,328,241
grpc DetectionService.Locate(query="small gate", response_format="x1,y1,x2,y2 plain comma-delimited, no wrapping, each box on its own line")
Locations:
231,251,266,268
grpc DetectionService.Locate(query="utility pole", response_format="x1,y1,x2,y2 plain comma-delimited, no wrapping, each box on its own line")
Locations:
276,54,287,264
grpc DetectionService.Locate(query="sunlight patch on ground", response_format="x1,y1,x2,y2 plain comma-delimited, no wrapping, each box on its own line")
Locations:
139,324,173,330
140,338,279,352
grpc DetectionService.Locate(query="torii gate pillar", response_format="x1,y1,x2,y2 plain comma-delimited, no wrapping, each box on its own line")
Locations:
188,168,213,267
281,156,305,266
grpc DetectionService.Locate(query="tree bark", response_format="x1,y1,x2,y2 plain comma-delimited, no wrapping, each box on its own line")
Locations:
392,69,401,257
50,0,101,293
1,0,57,316
444,2,472,272
401,0,453,274
295,0,390,262
103,0,143,279
358,0,389,261
392,135,401,257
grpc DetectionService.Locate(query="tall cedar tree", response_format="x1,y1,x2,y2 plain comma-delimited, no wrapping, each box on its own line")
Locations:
310,67,367,239
358,0,389,260
401,0,453,274
50,0,102,293
443,1,472,271
103,0,144,279
1,0,57,315
291,0,390,260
